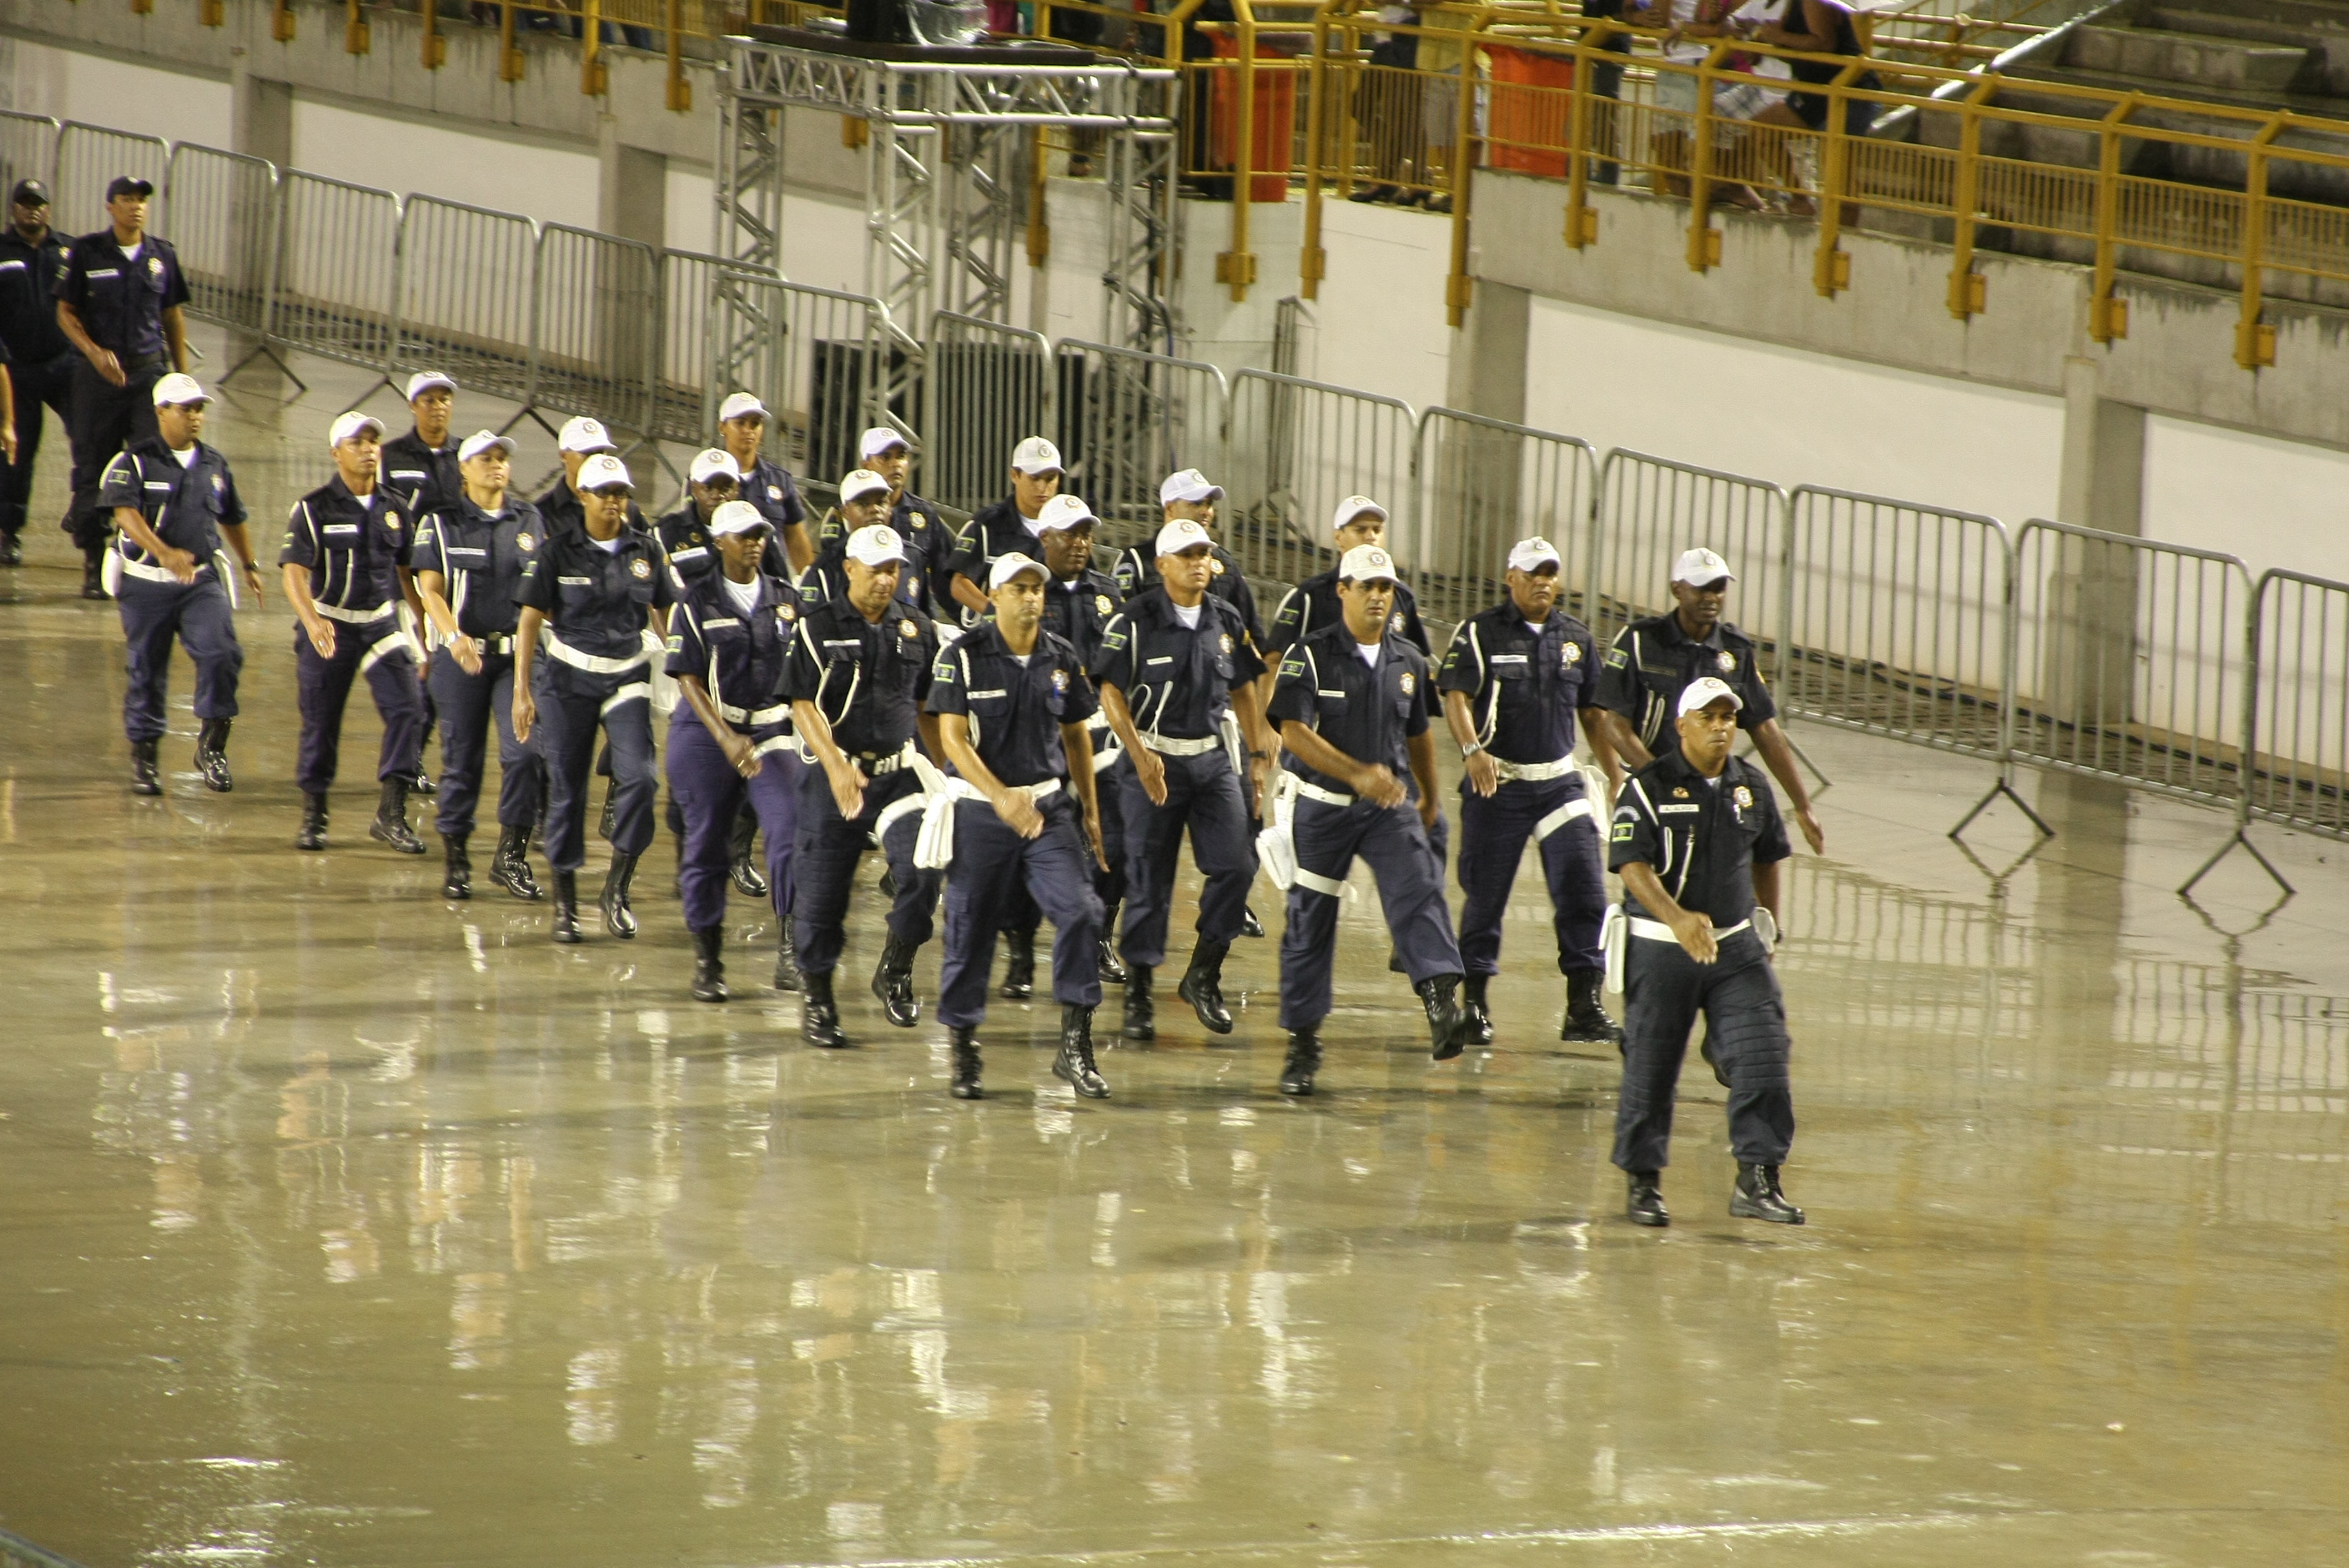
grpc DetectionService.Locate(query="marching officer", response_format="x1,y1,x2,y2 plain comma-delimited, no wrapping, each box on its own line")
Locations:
0,178,71,569
665,500,803,1004
55,174,189,598
512,453,673,942
800,467,932,616
849,425,950,609
943,435,1062,622
928,552,1112,1103
1091,516,1273,1044
1111,468,1267,651
381,371,462,520
537,418,650,540
1437,537,1621,1046
1264,495,1431,663
410,430,546,902
716,391,814,575
783,523,944,1043
98,373,259,795
279,411,429,856
1609,678,1803,1228
1265,545,1468,1097
1592,546,1824,855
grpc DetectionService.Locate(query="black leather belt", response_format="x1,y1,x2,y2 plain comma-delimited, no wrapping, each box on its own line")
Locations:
121,351,169,373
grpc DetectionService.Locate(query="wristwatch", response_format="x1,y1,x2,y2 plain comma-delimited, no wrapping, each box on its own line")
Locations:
1460,741,1485,758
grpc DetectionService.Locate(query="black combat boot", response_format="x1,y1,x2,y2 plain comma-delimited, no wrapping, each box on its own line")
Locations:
490,825,541,900
1278,1030,1322,1097
1562,969,1622,1045
597,779,616,842
598,851,641,939
410,768,436,797
1240,902,1265,938
871,935,920,1028
80,545,108,600
1461,974,1495,1045
728,811,767,897
772,922,800,992
1627,1171,1669,1228
1121,964,1155,1042
1053,1003,1109,1098
999,927,1035,1000
441,832,472,899
370,776,425,854
129,737,161,796
1730,1163,1805,1224
949,1026,983,1100
801,968,848,1048
691,924,727,1003
1418,973,1469,1061
1176,937,1235,1036
295,792,329,851
550,870,582,943
0,530,19,567
194,718,234,792
1096,902,1126,985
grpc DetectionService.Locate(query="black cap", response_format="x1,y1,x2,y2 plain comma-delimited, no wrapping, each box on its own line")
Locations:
105,175,153,201
9,178,48,208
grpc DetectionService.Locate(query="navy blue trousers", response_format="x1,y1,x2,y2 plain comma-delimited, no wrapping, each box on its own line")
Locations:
938,795,1103,1029
1612,928,1794,1172
66,358,162,548
1003,750,1127,942
1277,792,1461,1032
117,571,241,742
792,764,938,975
1456,774,1607,976
1116,748,1256,967
428,649,541,838
535,661,656,872
294,614,424,796
2,351,73,539
667,711,800,932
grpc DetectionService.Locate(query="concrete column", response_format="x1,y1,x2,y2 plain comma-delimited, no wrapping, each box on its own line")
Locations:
1423,282,1533,598
1442,280,1530,424
2057,355,2145,538
2042,356,2146,764
596,116,666,250
229,50,294,168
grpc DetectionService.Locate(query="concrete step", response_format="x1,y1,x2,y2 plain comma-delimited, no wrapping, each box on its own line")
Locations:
2063,23,2312,93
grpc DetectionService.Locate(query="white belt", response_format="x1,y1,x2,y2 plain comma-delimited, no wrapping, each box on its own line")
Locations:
720,701,792,726
545,634,650,676
948,777,1061,805
1140,731,1223,758
313,601,394,625
1295,780,1355,807
1534,797,1595,842
117,555,211,585
1493,755,1577,782
1630,917,1751,943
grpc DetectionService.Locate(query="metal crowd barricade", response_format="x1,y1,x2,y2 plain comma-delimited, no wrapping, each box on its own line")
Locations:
1783,486,2043,837
1592,449,1787,649
530,224,660,447
395,197,538,405
2,1525,93,1568
656,249,733,446
1414,408,1597,627
702,273,902,493
0,111,59,205
53,122,169,236
1224,367,1416,597
159,143,280,343
268,171,402,385
1054,338,1230,554
925,312,1058,515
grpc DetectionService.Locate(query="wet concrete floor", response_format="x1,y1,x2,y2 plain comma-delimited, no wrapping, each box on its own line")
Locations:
3,332,2346,1565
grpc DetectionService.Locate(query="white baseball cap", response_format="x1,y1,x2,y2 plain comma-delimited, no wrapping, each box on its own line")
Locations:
1507,537,1562,574
1037,494,1096,532
1154,517,1212,558
151,372,207,408
708,500,770,536
847,524,908,566
557,416,617,455
717,391,768,423
1677,676,1744,716
328,410,385,450
1338,544,1400,585
1671,547,1736,586
1010,435,1063,476
457,430,515,464
577,453,633,492
988,551,1049,590
838,469,893,504
404,370,456,402
688,448,742,485
1333,495,1387,534
860,425,911,460
1159,468,1223,506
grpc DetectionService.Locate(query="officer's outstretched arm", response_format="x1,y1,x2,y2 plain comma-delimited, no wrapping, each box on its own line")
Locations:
1578,706,1621,800
1749,720,1824,853
1752,857,1783,930
794,700,868,822
511,606,543,743
1281,720,1402,808
115,505,192,581
218,523,264,604
284,564,334,659
937,714,1042,839
1406,730,1443,829
950,574,990,618
1096,683,1164,806
1593,707,1651,774
1618,861,1718,964
1062,721,1109,871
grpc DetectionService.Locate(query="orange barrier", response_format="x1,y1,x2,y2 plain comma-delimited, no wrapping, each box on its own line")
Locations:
1487,44,1572,178
1209,35,1296,203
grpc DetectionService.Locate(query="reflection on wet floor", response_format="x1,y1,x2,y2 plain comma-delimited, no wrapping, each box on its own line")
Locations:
3,332,2347,1565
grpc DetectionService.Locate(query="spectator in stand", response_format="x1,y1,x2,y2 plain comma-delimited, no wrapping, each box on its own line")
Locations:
1742,0,1881,218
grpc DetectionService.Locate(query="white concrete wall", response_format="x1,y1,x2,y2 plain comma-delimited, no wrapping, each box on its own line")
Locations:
1,38,229,147
290,99,599,229
2144,417,2349,585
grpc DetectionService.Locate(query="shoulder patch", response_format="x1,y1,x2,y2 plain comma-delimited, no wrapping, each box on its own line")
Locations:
1604,649,1629,669
1279,656,1306,679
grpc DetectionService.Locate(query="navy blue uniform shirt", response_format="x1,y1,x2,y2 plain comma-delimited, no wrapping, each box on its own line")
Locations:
1437,601,1601,764
380,430,461,523
942,496,1044,611
1609,751,1789,927
515,525,673,662
928,621,1099,788
536,476,651,540
665,569,800,726
0,226,70,360
1268,620,1432,794
1594,611,1775,761
277,477,411,615
1091,589,1265,741
781,595,937,758
54,230,188,359
1042,568,1124,669
809,497,947,617
1268,566,1430,660
410,494,542,639
1114,540,1266,648
737,455,809,537
98,436,244,565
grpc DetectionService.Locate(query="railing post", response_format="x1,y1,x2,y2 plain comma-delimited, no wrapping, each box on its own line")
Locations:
1445,27,1479,327
1946,78,1994,318
2236,113,2286,369
422,0,446,69
2088,95,2135,343
272,0,294,42
1813,60,1862,296
1686,45,1726,272
1300,3,1331,297
499,3,525,83
345,0,370,55
1220,0,1260,300
668,0,692,112
1564,27,1599,250
583,0,609,98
